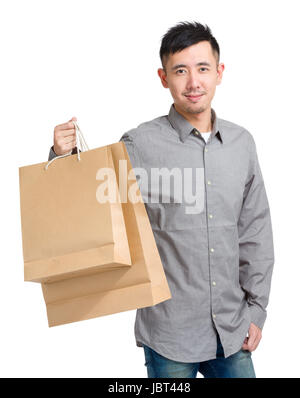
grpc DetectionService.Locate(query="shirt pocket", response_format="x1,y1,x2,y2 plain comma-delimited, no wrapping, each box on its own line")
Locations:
144,202,205,231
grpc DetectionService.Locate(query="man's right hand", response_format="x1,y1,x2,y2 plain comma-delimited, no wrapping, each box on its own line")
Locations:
53,116,77,156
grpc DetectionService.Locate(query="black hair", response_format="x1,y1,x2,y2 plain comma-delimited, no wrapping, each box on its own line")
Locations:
159,21,220,71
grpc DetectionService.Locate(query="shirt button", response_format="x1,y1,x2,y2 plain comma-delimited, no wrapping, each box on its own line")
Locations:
212,314,216,319
212,281,216,286
207,180,211,185
194,130,200,136
209,214,213,219
205,148,208,152
210,248,214,253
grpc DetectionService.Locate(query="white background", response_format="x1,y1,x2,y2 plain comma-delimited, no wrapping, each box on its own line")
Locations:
1,0,299,378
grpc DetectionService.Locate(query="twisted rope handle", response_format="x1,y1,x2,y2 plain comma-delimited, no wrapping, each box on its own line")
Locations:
44,120,89,170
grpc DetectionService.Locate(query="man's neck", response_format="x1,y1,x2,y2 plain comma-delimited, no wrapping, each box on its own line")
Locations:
174,103,212,133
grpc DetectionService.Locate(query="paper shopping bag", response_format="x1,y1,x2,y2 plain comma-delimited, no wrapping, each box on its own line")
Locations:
19,142,132,283
41,141,172,326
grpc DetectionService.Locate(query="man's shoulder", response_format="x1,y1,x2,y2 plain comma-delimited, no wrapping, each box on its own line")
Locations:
218,116,255,147
119,114,168,143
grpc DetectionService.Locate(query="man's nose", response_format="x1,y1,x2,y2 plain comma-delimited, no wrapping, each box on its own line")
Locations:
186,71,201,90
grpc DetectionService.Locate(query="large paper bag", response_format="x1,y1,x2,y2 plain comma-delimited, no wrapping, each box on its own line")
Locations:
19,144,132,283
41,141,171,326
20,141,171,326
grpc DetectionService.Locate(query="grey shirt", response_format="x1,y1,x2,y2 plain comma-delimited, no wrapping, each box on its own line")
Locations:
48,104,275,362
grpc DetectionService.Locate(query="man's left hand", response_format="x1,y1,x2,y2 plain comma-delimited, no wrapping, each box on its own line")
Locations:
242,322,262,352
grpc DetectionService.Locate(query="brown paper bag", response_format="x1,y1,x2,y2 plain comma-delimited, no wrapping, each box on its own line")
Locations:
20,140,171,327
19,143,132,283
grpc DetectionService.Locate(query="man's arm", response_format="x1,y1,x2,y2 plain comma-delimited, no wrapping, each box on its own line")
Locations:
119,130,141,168
238,133,275,331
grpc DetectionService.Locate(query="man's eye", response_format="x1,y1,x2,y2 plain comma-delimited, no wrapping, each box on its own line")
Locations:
176,68,208,74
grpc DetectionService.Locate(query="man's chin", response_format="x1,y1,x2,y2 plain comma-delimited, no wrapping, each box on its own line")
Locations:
184,105,206,114
174,102,206,115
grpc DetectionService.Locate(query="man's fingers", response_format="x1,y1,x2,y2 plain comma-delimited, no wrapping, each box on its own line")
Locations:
242,337,249,351
246,330,261,352
242,323,262,352
52,117,77,156
55,122,75,131
251,333,261,352
246,330,257,352
64,136,76,145
55,118,77,131
59,140,76,152
57,129,76,138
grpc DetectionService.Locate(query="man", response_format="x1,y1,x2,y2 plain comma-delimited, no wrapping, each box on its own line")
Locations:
48,21,274,378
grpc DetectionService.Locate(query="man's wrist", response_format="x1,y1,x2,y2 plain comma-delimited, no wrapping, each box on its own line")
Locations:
247,302,267,330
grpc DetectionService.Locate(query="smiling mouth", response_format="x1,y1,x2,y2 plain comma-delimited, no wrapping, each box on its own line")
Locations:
185,94,204,101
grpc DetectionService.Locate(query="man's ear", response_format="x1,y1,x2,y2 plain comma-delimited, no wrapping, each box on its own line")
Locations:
216,63,225,86
157,68,169,88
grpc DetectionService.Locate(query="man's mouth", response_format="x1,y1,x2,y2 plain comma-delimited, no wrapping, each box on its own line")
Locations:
185,94,204,101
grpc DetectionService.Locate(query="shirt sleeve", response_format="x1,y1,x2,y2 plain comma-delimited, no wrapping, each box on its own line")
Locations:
48,145,57,161
119,131,141,168
238,134,275,330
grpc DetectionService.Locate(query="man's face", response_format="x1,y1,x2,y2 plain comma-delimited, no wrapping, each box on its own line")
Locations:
158,41,224,115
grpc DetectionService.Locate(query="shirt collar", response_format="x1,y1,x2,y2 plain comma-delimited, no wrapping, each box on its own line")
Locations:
167,103,224,144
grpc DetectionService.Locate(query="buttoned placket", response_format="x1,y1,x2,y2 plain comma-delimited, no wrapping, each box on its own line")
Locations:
194,129,218,326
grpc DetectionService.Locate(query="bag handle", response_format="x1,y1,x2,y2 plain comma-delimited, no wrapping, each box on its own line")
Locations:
44,120,89,170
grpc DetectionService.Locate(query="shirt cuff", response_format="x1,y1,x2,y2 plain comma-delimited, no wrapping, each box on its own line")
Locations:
48,145,57,161
247,302,267,330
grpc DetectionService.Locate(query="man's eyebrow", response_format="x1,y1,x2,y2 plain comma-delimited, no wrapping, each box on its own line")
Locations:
171,62,211,71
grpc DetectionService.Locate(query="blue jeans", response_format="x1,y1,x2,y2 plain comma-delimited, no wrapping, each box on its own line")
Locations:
143,333,256,378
